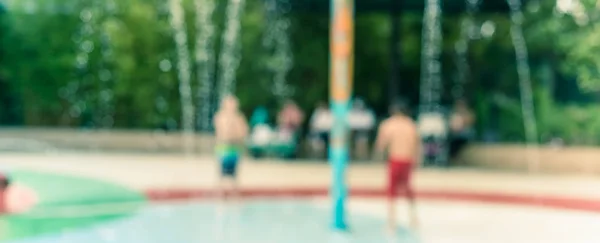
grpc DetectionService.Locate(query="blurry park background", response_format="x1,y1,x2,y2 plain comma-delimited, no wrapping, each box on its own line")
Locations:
0,0,599,150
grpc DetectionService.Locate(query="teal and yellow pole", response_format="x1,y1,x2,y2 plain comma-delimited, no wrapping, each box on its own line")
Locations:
330,0,354,231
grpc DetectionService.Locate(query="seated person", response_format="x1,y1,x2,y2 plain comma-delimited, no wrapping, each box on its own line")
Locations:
449,99,475,159
309,102,332,158
418,110,447,166
349,99,375,159
248,106,273,155
250,124,274,147
277,100,304,135
250,106,269,128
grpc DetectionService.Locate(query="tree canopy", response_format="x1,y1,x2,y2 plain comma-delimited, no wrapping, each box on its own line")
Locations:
1,0,599,144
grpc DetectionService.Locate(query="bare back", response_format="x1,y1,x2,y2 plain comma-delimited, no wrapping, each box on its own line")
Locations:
376,115,420,162
214,111,249,145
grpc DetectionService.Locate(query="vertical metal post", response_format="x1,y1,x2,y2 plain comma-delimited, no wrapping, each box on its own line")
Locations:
330,0,354,231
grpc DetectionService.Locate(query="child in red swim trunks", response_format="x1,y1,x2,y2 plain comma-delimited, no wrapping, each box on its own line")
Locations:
375,100,420,232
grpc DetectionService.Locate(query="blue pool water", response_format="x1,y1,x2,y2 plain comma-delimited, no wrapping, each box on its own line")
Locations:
9,199,418,243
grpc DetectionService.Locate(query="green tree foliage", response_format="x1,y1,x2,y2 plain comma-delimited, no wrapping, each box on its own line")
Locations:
0,0,599,144
0,4,21,125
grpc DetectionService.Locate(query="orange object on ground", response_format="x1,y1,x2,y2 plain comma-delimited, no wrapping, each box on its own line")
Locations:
0,193,5,213
387,158,414,198
0,174,9,213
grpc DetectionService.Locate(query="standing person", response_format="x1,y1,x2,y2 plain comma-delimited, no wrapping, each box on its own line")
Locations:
374,100,420,233
276,100,304,157
213,95,249,200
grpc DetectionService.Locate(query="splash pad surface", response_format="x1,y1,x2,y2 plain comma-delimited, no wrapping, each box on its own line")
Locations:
0,170,417,243
7,199,419,243
1,155,600,243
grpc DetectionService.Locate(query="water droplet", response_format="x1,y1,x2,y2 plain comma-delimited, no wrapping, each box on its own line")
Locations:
556,0,574,13
24,1,37,14
76,53,89,67
106,0,118,14
262,1,294,101
81,40,94,53
575,16,589,26
467,26,479,40
511,12,524,24
72,34,83,44
80,9,93,23
100,90,113,102
82,25,94,36
159,59,172,72
175,32,186,44
99,70,112,82
481,21,496,38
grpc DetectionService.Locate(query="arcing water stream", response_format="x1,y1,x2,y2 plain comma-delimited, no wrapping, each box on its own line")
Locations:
168,0,195,153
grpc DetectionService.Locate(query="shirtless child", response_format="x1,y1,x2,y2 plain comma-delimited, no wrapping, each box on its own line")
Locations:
213,95,249,199
375,100,421,232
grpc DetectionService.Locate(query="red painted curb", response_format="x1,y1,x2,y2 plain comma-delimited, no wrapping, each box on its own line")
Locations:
146,188,600,213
